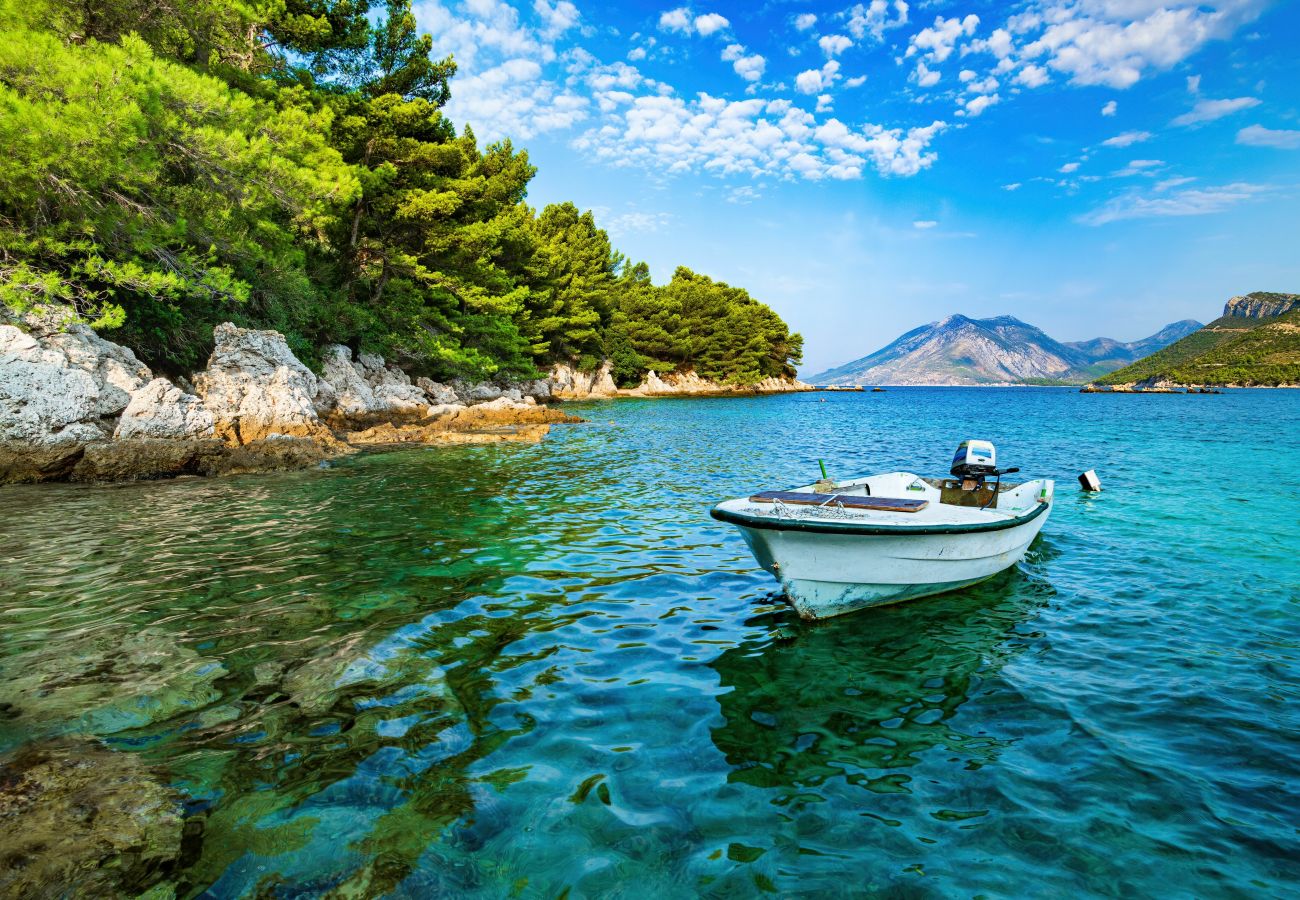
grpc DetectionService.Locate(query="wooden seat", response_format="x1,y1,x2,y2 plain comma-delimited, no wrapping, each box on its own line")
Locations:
749,491,928,513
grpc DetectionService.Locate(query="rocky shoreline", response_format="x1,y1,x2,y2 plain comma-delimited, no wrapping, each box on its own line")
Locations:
0,317,810,485
550,360,813,400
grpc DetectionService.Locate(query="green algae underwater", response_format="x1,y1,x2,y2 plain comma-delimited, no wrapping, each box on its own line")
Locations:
1,387,1298,897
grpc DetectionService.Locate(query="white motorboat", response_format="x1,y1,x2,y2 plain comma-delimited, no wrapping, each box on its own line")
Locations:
711,441,1054,620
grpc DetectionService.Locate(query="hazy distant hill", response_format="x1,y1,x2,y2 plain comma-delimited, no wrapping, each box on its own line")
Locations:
809,314,1201,386
1096,292,1300,387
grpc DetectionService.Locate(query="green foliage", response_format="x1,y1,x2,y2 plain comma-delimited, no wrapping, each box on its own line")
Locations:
1099,311,1300,386
0,0,801,384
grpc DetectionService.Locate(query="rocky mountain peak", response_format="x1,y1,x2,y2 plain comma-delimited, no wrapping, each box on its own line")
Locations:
1223,292,1300,319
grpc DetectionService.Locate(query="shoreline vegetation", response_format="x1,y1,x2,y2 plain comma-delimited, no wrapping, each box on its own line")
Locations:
0,0,808,485
1085,292,1300,391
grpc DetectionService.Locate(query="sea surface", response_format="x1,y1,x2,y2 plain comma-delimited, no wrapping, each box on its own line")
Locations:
2,388,1298,897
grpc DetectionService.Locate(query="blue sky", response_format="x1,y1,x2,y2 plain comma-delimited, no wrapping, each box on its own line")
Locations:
413,0,1300,374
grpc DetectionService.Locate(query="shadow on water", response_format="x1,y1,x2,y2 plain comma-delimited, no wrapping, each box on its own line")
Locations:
711,543,1057,803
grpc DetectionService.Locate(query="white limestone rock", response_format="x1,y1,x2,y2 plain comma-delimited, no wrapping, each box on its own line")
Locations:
318,344,428,424
549,361,618,399
0,325,105,452
114,379,216,441
194,323,328,444
44,324,151,416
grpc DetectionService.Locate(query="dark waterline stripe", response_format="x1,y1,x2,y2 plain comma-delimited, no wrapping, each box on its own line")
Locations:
709,497,1049,535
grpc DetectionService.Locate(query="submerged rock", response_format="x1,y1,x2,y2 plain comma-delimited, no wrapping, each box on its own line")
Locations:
0,626,227,739
0,740,185,899
345,397,581,446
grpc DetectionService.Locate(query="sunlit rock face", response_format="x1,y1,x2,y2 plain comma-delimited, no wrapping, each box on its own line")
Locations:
195,323,336,445
0,317,581,484
549,361,618,399
1223,291,1300,319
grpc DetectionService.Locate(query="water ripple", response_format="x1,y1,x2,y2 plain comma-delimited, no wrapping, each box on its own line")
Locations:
1,388,1298,896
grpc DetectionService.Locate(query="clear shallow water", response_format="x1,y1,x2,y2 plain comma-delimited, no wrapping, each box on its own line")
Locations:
2,388,1298,897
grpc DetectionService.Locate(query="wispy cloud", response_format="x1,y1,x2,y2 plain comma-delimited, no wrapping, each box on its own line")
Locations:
1079,182,1269,226
1236,124,1300,149
913,220,938,229
1171,96,1260,126
604,211,673,236
1101,130,1153,148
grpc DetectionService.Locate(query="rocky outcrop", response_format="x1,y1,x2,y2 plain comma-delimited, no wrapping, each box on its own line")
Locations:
624,369,813,397
1223,291,1300,319
346,397,582,446
318,344,431,428
0,325,109,480
114,378,216,441
0,318,583,485
195,323,337,445
550,361,618,399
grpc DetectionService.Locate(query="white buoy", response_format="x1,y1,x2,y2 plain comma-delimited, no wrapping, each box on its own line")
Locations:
1078,470,1101,492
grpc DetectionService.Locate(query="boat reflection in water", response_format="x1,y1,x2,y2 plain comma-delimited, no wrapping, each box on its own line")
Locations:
706,547,1056,885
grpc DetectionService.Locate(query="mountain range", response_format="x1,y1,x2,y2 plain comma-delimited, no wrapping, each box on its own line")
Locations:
809,315,1202,386
1097,291,1300,387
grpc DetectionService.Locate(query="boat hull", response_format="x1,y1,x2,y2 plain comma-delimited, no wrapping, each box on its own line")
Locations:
729,507,1050,620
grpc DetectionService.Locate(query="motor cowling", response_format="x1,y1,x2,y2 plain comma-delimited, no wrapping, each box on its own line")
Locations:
951,440,997,480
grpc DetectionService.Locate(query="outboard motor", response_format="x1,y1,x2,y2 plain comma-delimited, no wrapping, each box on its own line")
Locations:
949,440,1018,508
951,440,998,483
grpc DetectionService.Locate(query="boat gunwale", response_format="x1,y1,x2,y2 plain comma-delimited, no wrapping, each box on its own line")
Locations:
709,492,1050,536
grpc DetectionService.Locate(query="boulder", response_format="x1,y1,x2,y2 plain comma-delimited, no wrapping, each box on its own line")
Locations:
114,378,215,441
454,380,503,404
519,378,553,402
0,325,108,481
194,323,333,445
318,344,429,427
44,324,151,416
416,377,459,406
71,440,223,482
549,361,618,399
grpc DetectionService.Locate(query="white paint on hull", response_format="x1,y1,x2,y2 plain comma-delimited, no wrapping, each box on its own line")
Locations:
717,472,1054,620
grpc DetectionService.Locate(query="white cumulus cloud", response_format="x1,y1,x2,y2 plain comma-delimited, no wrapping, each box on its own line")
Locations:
573,94,948,181
533,0,579,39
1101,100,1117,116
658,7,692,33
794,13,817,31
694,12,730,36
845,0,910,42
907,14,979,63
795,61,841,94
1015,64,1050,88
1018,1,1265,90
819,34,854,57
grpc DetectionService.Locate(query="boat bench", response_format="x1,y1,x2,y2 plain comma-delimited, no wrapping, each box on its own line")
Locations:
749,491,929,513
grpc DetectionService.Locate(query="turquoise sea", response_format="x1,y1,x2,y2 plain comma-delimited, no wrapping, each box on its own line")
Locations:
2,387,1298,897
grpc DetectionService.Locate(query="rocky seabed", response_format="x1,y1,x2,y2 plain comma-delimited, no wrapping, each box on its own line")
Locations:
0,318,810,484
